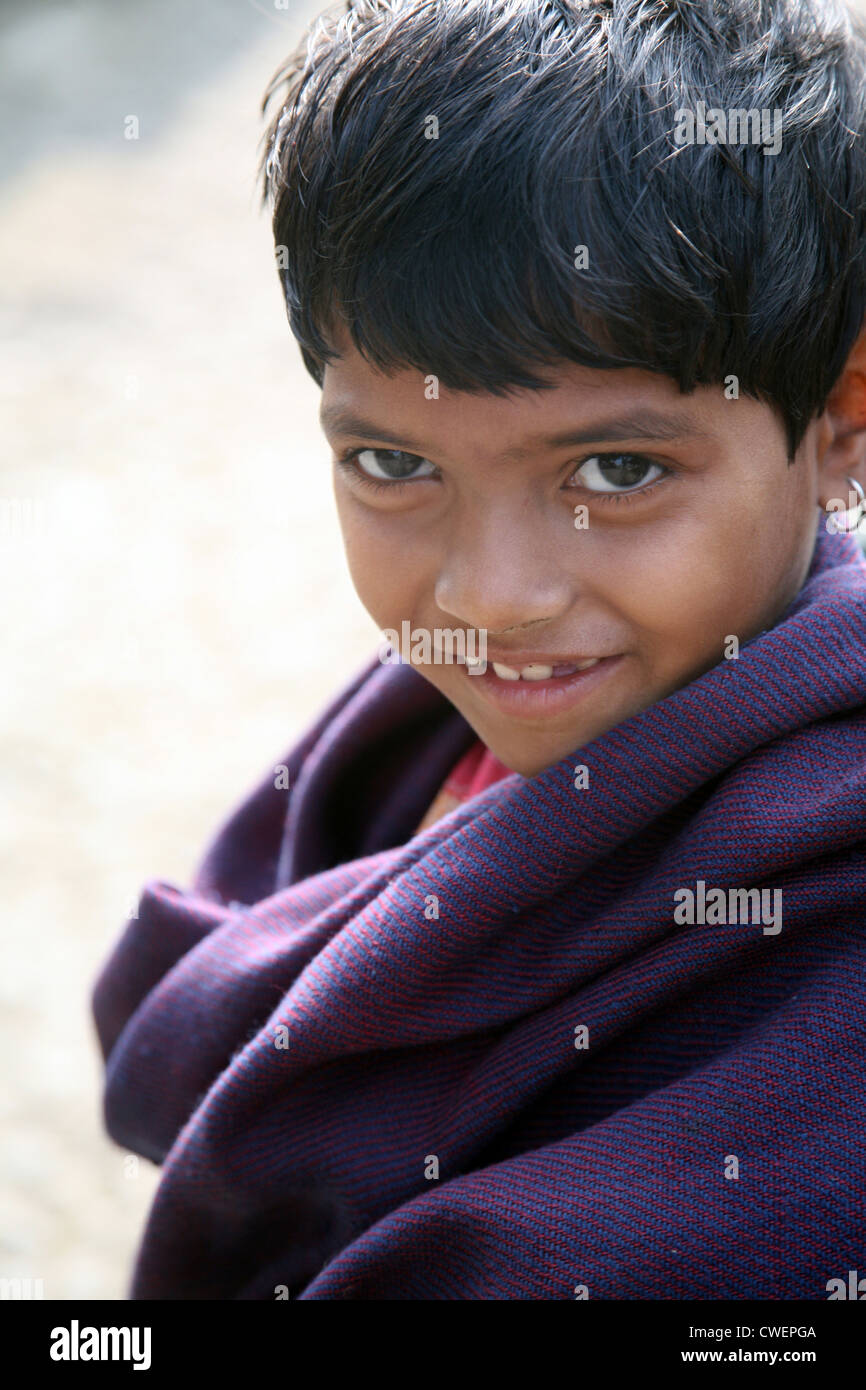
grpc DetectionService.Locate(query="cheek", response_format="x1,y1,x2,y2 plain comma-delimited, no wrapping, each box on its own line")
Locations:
619,494,817,678
334,490,431,627
592,506,800,670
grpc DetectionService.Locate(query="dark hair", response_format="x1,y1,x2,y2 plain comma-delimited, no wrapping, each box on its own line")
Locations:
260,0,866,459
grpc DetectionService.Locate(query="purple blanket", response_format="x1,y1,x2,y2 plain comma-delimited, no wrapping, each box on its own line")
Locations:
93,522,866,1299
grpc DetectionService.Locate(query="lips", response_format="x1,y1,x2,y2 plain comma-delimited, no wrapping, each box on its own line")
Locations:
482,658,601,681
461,651,624,721
465,652,605,681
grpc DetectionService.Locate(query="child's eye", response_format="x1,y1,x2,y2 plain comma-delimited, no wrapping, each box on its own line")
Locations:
570,454,667,493
346,448,438,482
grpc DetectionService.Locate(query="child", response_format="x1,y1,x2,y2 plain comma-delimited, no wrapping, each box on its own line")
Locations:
93,0,866,1299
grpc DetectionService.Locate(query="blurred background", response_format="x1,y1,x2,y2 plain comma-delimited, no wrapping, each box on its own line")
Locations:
4,0,866,1303
0,0,379,1298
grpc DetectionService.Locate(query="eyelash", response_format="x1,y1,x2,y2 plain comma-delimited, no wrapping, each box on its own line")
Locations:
335,450,415,495
590,473,666,505
335,448,671,501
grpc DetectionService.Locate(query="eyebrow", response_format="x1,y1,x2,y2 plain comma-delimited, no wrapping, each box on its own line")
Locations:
319,404,712,455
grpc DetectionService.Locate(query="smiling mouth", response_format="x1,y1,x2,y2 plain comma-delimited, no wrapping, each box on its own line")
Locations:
469,657,602,681
461,651,624,720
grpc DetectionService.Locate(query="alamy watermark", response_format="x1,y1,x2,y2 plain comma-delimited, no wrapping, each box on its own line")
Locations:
825,486,866,533
0,1276,44,1299
674,102,783,156
674,880,782,936
378,621,487,673
827,1269,866,1299
50,1322,151,1370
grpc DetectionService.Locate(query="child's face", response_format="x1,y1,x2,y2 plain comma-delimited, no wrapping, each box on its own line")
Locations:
320,325,835,776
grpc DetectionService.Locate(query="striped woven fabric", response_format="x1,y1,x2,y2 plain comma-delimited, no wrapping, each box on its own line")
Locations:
93,522,866,1299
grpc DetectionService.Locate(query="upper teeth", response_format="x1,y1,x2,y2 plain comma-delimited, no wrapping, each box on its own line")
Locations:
491,659,599,681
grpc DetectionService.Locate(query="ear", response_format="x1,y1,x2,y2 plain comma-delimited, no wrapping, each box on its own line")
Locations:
818,321,866,510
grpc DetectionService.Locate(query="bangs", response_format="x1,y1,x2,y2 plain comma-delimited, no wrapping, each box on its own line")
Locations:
261,0,866,456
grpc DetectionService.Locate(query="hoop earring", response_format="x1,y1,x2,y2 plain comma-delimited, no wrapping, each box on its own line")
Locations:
827,475,866,533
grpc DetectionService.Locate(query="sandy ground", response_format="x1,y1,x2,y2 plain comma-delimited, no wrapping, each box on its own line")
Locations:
0,0,380,1299
4,0,866,1303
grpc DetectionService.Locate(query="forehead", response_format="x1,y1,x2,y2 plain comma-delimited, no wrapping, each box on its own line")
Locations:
319,327,728,453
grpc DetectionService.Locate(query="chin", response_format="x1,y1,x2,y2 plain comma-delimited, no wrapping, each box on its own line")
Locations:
477,728,572,779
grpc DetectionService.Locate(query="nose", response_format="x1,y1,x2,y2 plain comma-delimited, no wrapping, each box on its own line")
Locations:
433,496,575,634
